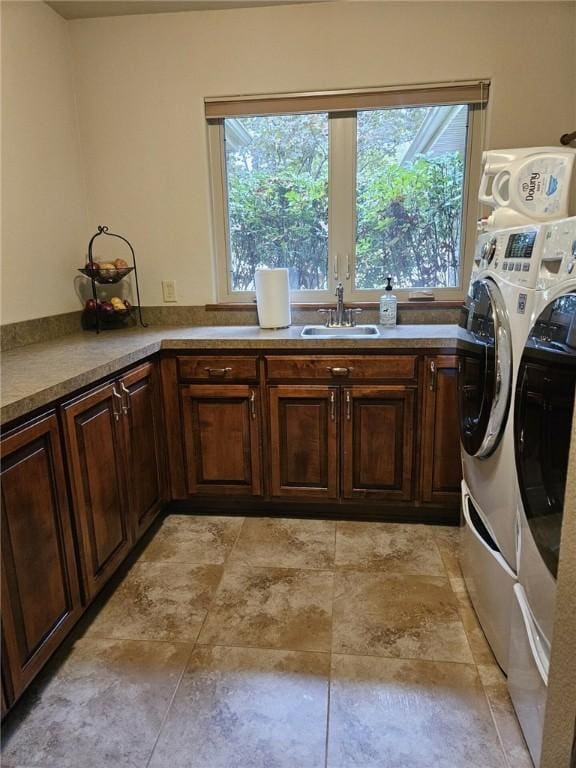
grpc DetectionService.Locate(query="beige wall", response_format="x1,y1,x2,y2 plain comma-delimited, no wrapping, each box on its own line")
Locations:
68,1,576,308
2,1,575,320
1,1,88,324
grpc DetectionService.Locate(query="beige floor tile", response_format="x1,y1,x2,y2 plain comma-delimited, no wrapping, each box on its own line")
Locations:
335,521,445,575
332,572,473,663
478,665,534,768
229,517,336,569
432,525,463,578
83,562,223,642
1,638,190,768
327,654,506,768
198,566,333,652
139,514,243,564
149,645,329,768
450,577,497,666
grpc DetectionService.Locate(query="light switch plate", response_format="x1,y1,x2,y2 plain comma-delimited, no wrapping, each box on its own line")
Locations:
162,280,177,302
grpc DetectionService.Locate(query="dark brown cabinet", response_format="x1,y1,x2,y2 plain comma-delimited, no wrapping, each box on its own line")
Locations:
119,362,166,539
268,383,415,502
268,385,339,499
62,361,165,600
342,386,416,501
1,413,82,701
62,383,132,601
181,384,262,496
420,355,462,504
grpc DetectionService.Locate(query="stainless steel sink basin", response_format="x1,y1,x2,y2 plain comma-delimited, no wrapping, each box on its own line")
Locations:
301,324,380,339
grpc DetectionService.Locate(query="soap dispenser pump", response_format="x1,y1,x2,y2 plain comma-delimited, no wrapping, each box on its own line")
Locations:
379,277,397,327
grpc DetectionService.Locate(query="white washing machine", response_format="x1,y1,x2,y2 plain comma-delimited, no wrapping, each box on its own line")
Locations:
458,222,549,671
508,216,576,766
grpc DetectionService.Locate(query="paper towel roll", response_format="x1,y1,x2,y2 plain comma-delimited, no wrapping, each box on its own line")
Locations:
255,268,291,329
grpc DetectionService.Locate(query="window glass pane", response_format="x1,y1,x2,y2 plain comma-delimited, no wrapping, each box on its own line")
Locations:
355,105,468,290
224,114,329,291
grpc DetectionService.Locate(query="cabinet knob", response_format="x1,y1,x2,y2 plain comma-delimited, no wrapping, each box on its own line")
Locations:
249,390,257,420
330,391,336,421
205,367,232,377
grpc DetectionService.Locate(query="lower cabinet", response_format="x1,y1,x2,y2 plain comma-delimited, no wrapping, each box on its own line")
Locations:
181,384,262,496
1,413,82,702
268,385,339,499
420,356,462,504
119,362,166,540
62,383,132,601
342,386,416,501
62,361,166,601
268,384,416,501
1,359,166,715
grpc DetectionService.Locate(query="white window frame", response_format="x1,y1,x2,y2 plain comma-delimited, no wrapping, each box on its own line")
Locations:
207,97,485,304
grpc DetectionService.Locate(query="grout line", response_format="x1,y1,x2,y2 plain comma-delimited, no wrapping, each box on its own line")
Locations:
324,522,338,768
223,515,247,565
329,649,479,668
478,677,514,768
80,634,199,646
200,642,332,656
144,546,233,768
144,640,197,768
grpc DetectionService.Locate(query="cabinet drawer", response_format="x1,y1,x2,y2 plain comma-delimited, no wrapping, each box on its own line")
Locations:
265,355,417,382
178,356,259,382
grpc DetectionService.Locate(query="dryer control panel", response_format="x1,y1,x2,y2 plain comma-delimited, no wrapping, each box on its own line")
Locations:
472,224,542,289
537,217,576,290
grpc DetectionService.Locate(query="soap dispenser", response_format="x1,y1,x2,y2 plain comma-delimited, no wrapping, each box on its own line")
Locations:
379,277,397,327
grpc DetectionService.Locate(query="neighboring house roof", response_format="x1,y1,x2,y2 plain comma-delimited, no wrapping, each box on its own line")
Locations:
400,104,467,164
225,119,253,151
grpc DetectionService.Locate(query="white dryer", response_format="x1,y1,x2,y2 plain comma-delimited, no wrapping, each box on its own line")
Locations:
508,216,576,766
458,222,548,671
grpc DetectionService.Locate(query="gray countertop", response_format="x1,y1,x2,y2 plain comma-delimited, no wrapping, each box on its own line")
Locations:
1,324,468,425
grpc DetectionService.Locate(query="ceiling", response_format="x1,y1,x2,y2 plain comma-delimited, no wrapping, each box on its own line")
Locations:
45,0,328,20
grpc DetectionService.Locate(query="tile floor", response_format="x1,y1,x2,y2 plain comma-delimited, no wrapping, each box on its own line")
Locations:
1,515,533,768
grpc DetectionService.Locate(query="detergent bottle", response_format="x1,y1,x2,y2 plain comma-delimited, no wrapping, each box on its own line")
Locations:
478,147,575,221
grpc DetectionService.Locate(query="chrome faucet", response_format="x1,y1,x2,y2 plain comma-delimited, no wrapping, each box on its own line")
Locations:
335,282,345,326
317,282,362,328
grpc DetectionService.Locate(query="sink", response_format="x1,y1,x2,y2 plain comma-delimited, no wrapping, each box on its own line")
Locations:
301,324,380,339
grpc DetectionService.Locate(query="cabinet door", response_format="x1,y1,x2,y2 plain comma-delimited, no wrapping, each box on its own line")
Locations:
268,385,339,499
342,386,415,501
181,385,262,496
1,414,82,700
62,384,131,601
119,362,166,540
420,356,462,504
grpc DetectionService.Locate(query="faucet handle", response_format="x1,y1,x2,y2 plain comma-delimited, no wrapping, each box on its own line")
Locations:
346,308,362,327
317,308,334,328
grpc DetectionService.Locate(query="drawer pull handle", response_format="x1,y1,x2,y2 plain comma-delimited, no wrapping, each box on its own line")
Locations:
330,391,336,421
249,390,256,420
112,386,122,422
346,390,351,420
327,367,351,377
205,367,232,377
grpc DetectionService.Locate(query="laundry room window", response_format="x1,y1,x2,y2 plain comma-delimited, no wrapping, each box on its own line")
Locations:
206,82,488,303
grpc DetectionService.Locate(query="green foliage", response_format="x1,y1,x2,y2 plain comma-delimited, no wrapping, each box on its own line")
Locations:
225,111,464,292
356,153,464,289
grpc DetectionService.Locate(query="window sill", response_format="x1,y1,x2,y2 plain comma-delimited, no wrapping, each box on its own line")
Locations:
205,300,463,311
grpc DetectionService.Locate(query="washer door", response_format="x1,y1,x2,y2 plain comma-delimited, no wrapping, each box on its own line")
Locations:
515,291,576,579
459,278,512,458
